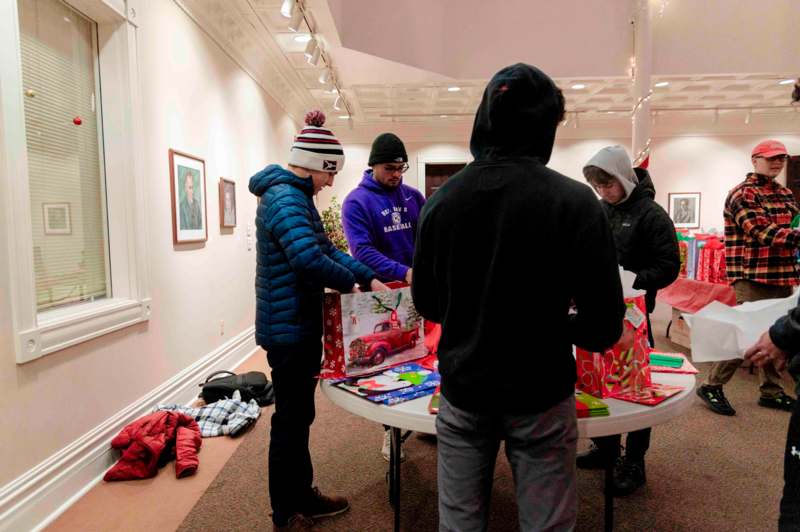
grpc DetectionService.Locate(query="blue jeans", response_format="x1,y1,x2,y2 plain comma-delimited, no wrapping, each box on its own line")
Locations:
436,394,577,532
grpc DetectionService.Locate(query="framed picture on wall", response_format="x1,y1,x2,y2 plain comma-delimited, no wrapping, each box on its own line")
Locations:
219,178,236,228
43,203,71,235
169,149,208,244
668,192,701,229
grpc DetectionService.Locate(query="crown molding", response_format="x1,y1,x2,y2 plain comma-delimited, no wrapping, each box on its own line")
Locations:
174,0,315,126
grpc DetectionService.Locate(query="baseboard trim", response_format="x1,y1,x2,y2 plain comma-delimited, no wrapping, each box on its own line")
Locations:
0,327,259,532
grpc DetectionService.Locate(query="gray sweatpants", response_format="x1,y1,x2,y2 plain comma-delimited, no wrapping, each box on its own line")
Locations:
436,394,577,532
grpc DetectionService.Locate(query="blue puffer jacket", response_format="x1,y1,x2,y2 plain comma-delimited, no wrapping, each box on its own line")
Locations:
249,165,375,347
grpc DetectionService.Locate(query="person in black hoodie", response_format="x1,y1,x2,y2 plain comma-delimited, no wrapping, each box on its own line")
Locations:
411,63,627,531
745,301,800,531
578,145,680,496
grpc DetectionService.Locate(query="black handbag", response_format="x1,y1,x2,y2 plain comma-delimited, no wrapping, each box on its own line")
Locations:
199,370,274,406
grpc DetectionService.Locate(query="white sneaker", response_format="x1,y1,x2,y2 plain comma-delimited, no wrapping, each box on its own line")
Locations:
381,430,406,462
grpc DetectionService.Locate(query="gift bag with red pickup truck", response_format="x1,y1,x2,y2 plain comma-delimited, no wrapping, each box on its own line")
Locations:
321,282,427,379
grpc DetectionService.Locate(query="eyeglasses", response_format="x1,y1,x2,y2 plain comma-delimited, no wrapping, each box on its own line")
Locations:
756,155,789,162
383,163,410,174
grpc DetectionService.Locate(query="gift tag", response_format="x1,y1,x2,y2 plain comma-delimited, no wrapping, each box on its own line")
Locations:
624,303,646,329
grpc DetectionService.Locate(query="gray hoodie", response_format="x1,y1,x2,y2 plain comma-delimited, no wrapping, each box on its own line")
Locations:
583,145,639,202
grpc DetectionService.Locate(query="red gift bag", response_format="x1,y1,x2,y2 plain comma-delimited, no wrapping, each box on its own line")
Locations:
321,283,427,379
575,295,652,398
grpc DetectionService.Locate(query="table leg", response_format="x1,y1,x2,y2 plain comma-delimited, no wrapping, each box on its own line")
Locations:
604,456,614,532
389,427,402,532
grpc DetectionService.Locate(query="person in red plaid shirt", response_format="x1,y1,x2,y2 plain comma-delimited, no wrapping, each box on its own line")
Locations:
697,139,797,416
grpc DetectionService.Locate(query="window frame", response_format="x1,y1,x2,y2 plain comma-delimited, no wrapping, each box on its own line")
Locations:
0,0,150,364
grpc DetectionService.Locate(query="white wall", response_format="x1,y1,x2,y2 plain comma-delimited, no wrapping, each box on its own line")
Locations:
318,136,627,209
0,0,295,485
651,134,800,232
319,133,800,235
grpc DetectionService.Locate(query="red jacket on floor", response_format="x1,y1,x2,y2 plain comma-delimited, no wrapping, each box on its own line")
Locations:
104,411,202,481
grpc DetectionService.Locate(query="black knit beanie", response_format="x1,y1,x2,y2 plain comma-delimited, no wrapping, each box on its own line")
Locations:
368,133,408,166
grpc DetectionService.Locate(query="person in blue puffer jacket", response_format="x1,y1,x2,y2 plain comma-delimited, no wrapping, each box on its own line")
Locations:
249,110,388,531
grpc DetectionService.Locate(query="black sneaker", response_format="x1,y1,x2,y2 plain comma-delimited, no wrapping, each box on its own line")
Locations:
696,385,736,416
613,457,646,497
759,392,796,412
576,443,618,470
300,487,350,520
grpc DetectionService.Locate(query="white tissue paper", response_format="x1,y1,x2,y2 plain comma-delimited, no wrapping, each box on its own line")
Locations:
620,267,646,299
685,290,798,362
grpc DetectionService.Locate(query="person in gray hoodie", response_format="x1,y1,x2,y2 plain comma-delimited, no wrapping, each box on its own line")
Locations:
578,145,680,496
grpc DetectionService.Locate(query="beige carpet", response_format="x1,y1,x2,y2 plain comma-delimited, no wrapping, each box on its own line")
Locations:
177,304,792,532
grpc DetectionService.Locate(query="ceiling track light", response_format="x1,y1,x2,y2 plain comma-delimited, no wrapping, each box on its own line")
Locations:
745,109,752,125
318,69,331,85
303,37,317,59
288,8,303,32
333,94,342,111
280,0,295,18
307,45,321,66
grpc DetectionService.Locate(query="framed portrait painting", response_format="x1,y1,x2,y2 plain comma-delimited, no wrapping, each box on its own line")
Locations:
169,149,207,244
668,192,701,229
219,178,236,228
43,203,71,235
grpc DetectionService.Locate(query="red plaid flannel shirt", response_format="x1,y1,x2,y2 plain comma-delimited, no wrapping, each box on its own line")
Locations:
724,173,800,286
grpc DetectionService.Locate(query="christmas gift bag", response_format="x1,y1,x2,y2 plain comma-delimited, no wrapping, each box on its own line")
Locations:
321,283,426,379
575,294,653,398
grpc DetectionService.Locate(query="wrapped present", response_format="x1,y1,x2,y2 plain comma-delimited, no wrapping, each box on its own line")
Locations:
333,363,440,406
321,283,427,379
676,232,697,279
613,383,684,406
575,294,653,398
575,391,609,418
695,238,727,284
678,240,688,277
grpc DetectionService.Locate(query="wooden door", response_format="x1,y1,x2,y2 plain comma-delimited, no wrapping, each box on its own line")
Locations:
425,163,467,198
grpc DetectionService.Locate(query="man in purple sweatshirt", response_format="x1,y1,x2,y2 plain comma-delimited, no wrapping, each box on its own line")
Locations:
342,132,426,460
343,133,425,286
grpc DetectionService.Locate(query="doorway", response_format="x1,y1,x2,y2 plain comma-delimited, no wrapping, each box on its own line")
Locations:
424,163,467,198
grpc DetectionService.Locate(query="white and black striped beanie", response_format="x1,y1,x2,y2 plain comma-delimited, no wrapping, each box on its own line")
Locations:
288,110,345,172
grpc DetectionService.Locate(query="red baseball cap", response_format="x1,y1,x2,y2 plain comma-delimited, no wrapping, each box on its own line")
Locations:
752,139,788,158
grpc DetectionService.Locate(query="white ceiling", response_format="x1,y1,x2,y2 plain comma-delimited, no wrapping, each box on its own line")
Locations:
181,0,800,140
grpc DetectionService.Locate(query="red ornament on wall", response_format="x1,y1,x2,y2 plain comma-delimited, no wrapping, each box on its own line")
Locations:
72,117,82,125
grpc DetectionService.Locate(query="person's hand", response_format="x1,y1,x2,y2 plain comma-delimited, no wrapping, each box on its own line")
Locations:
370,279,390,292
744,331,788,372
617,324,635,351
350,285,362,293
405,268,413,285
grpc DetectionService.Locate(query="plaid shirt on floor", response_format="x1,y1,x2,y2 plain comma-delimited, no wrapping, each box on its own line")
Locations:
156,391,261,437
724,173,800,286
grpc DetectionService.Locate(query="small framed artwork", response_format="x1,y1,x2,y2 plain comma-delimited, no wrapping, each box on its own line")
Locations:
169,149,208,244
219,178,237,228
668,192,701,229
43,203,71,235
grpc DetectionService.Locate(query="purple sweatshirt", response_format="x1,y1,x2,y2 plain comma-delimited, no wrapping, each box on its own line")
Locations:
342,170,426,282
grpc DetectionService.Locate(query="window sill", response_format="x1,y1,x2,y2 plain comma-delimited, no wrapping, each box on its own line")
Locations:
16,297,152,364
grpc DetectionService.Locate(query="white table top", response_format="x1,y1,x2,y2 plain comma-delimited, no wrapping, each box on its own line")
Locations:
321,372,696,438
